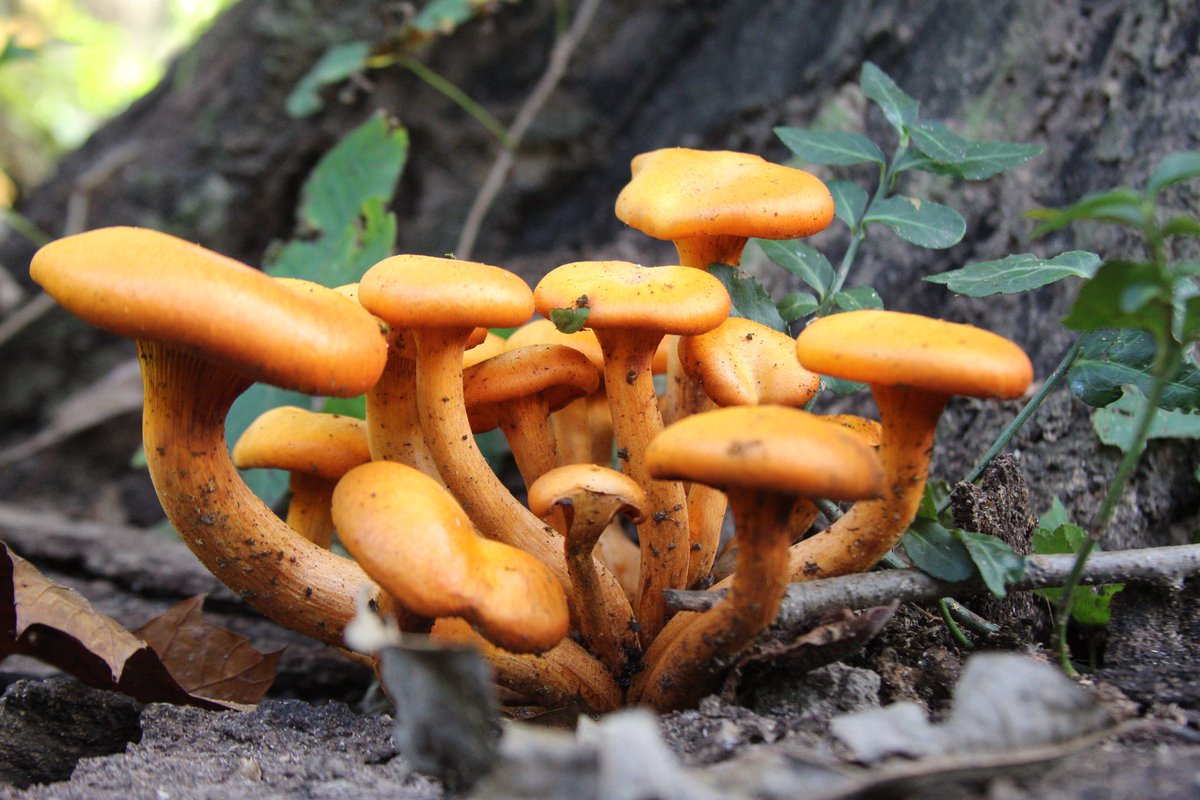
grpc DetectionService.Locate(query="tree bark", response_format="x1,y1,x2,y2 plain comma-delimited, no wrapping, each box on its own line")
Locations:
3,0,1198,542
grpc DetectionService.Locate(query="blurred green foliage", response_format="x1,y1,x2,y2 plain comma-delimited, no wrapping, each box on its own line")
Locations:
0,0,235,200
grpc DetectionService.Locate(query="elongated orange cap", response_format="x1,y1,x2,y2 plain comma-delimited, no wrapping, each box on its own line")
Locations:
823,414,883,447
795,310,1034,399
615,148,834,242
463,344,600,432
534,261,730,336
333,461,569,653
680,317,820,407
30,227,386,396
232,406,370,479
359,254,534,330
646,406,884,501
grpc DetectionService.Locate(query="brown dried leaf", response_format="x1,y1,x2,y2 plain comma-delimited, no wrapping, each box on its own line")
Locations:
1,541,236,710
135,595,282,705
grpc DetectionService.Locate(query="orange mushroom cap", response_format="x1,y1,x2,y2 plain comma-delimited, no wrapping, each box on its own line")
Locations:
615,148,835,243
534,261,731,336
646,406,884,501
527,464,648,527
795,310,1032,399
679,317,821,407
232,406,370,479
333,461,569,654
463,344,600,433
506,318,605,371
359,254,534,330
30,227,387,396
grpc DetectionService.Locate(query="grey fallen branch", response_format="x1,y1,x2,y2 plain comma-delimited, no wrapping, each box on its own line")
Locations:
665,544,1200,621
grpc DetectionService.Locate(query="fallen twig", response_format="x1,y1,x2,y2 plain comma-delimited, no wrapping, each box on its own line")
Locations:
454,0,603,259
665,544,1200,620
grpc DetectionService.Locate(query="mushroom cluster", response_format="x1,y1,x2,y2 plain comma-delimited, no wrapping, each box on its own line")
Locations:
29,147,1032,713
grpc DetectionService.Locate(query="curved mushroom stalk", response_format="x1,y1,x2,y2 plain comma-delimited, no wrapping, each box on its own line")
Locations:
784,310,1034,582
32,227,402,648
534,261,731,642
359,255,631,626
431,618,623,713
528,464,646,682
627,406,884,711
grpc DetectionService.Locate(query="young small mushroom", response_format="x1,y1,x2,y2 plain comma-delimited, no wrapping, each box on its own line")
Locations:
615,147,835,270
505,319,611,466
30,227,400,646
527,464,646,680
463,344,600,489
333,461,569,654
788,309,1033,581
232,406,371,548
629,406,885,710
534,260,731,641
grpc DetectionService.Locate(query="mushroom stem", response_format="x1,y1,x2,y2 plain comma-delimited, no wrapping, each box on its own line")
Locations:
561,495,642,682
366,330,444,481
285,472,337,549
496,395,562,489
138,342,394,646
431,617,623,713
685,483,726,586
674,235,747,270
412,327,629,619
784,385,946,581
593,328,689,643
631,488,793,710
552,396,594,465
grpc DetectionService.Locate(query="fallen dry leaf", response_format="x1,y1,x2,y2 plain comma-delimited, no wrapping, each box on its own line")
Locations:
136,595,282,705
0,541,267,709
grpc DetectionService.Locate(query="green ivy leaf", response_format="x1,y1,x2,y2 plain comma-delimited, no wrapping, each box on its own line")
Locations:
549,306,590,334
910,119,968,164
1027,188,1147,238
864,196,966,249
286,41,372,118
1033,522,1121,626
1092,386,1200,453
268,115,408,285
709,264,787,332
1068,328,1200,411
774,128,886,166
1146,151,1200,197
860,61,919,134
827,179,870,228
1062,261,1171,340
821,376,868,397
900,140,1044,181
1037,497,1072,532
321,395,367,418
1162,215,1200,239
916,479,954,526
411,0,487,33
953,529,1026,598
753,239,834,298
925,251,1101,297
832,285,884,312
901,518,975,582
777,291,819,323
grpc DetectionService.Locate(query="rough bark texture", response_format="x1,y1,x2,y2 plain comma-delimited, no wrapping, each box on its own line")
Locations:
1,1,1199,795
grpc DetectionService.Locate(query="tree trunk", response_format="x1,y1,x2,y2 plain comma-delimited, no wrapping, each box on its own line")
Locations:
3,0,1198,543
